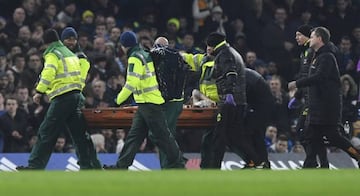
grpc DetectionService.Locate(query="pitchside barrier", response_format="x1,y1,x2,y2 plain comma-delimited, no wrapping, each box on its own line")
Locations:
0,152,358,171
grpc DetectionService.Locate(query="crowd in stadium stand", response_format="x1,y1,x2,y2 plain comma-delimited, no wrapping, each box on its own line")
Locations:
0,0,360,154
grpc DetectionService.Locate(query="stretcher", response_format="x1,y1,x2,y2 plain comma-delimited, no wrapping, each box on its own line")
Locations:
82,106,217,129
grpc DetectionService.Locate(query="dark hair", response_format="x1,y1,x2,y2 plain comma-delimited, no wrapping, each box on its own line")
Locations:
277,134,288,142
311,27,330,44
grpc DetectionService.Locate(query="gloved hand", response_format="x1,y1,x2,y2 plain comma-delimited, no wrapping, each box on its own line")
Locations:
224,94,236,106
287,97,297,109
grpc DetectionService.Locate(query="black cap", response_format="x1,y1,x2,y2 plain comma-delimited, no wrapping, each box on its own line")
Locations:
297,25,313,38
43,29,60,44
206,32,226,47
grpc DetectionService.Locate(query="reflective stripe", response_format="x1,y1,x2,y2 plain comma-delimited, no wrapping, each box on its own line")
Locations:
201,80,216,85
141,71,156,80
226,72,238,77
193,56,200,70
134,85,159,95
124,83,136,92
80,79,86,83
40,78,51,85
48,83,82,98
45,64,57,70
127,72,142,78
55,71,81,79
53,50,68,73
128,71,156,80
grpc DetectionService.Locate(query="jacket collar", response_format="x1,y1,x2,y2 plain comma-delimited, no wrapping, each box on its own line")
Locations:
213,41,228,56
43,41,64,56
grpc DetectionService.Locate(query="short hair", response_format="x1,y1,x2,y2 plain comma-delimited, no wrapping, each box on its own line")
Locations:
311,26,330,44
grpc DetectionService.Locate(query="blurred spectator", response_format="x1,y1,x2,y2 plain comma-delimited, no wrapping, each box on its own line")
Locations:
179,32,201,54
164,18,182,45
15,86,33,114
0,92,5,116
79,10,95,36
8,53,26,88
22,53,42,91
4,7,26,40
105,16,116,33
101,129,116,153
265,125,277,149
0,72,11,95
268,75,291,136
0,49,8,72
0,96,29,152
232,32,249,57
15,25,32,51
108,26,121,46
30,22,44,46
326,0,358,44
94,22,108,40
200,5,228,38
352,26,360,62
88,54,109,82
268,134,289,153
340,74,358,124
115,128,126,154
89,0,119,17
338,36,357,78
88,79,113,108
291,141,305,153
22,0,39,25
25,134,37,152
192,0,216,32
57,0,78,26
91,133,107,153
53,135,67,153
262,7,294,81
38,2,64,30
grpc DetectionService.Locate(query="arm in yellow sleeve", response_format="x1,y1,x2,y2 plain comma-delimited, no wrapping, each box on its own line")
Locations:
181,52,204,72
116,56,142,105
79,58,90,89
36,53,58,93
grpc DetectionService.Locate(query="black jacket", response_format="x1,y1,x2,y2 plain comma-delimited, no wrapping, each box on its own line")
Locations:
245,68,274,108
294,41,315,104
296,43,342,125
212,43,246,105
245,68,275,125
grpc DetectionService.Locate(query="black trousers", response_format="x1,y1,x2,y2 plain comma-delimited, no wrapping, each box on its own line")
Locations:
245,106,271,165
297,110,328,168
204,104,260,169
304,123,360,167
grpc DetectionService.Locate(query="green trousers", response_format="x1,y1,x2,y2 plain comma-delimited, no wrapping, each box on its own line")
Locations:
28,92,101,169
116,103,184,169
151,101,184,168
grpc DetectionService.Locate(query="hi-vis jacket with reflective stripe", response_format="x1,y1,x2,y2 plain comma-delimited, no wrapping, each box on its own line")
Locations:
182,53,219,102
36,41,82,100
78,57,90,89
116,45,164,105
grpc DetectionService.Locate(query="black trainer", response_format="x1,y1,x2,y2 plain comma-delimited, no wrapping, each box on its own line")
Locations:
103,164,123,170
16,166,39,170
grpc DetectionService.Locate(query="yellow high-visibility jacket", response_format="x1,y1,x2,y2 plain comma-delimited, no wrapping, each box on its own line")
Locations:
182,53,219,102
116,45,164,105
36,41,82,100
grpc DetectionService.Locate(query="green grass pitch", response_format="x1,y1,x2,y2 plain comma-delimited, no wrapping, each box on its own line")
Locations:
0,170,358,195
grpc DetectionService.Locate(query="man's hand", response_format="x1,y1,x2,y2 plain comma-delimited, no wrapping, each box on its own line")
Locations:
288,81,297,91
33,93,42,104
224,94,236,106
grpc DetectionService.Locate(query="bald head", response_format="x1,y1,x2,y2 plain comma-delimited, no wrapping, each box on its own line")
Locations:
154,37,169,47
